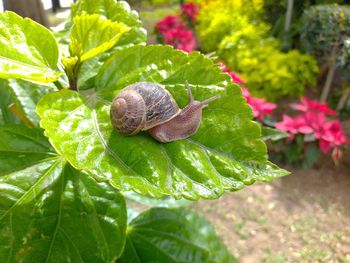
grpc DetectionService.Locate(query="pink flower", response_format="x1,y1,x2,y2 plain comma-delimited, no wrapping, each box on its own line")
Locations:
220,63,275,120
317,120,350,154
229,72,246,85
241,87,250,98
247,97,276,120
302,111,327,138
241,88,276,120
276,98,350,157
293,97,336,116
275,115,313,138
181,3,199,23
155,16,184,33
163,27,196,52
220,63,246,85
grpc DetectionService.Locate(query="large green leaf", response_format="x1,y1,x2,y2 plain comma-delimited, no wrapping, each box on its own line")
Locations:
69,0,147,88
70,14,130,62
37,45,288,200
0,125,127,262
118,207,237,263
125,192,191,208
0,12,61,83
6,79,56,126
70,0,146,46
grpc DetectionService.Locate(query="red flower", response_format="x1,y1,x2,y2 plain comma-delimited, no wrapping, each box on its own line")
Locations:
275,97,350,157
302,111,327,137
293,97,336,116
163,27,196,52
241,87,275,120
241,87,250,98
181,3,199,23
317,120,350,154
155,15,184,34
221,63,275,120
220,63,246,85
229,72,246,86
246,96,276,120
275,115,313,139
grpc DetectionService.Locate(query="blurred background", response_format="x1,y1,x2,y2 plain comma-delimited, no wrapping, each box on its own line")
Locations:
1,0,349,262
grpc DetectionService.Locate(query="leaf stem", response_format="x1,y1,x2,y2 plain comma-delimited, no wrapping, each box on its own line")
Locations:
54,81,64,90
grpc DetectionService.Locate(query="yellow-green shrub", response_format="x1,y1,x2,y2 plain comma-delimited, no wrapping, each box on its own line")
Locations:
196,0,319,101
219,31,318,101
195,0,265,52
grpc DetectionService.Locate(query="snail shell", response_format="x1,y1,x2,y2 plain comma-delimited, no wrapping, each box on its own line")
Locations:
110,82,181,135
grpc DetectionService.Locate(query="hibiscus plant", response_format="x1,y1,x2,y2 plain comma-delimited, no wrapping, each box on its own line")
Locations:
0,1,288,262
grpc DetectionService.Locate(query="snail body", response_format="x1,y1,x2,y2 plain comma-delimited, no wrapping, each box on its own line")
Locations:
110,81,220,143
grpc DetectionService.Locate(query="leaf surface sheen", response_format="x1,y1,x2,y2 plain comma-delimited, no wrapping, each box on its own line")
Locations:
68,0,147,88
5,79,56,126
0,125,127,263
70,14,130,62
117,207,238,263
37,45,289,200
0,12,61,82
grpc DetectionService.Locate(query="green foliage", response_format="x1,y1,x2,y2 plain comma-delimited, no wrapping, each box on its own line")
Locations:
118,208,238,263
196,0,319,101
196,1,266,53
37,45,288,200
0,125,127,262
301,4,350,74
261,126,289,142
0,81,21,125
67,0,147,88
70,0,146,47
0,0,289,261
270,134,321,168
5,79,55,127
69,14,130,62
0,12,61,83
262,0,346,47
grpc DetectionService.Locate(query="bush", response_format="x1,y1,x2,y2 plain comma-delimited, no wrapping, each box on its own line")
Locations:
196,0,319,101
220,44,319,100
195,0,265,52
301,4,350,75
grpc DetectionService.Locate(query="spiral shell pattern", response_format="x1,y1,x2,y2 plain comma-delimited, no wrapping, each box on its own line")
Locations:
110,82,181,136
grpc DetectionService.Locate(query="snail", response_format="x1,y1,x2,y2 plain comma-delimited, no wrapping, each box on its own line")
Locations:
110,81,220,143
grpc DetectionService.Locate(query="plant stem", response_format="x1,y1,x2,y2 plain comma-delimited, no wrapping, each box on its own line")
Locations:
69,77,78,91
283,0,294,50
284,0,294,32
320,61,336,102
336,87,350,111
54,80,64,90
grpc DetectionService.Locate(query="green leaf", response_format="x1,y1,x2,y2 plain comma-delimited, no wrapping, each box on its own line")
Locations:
125,192,191,208
6,79,55,126
70,14,130,62
0,80,20,125
117,207,237,263
261,126,289,141
37,45,289,200
0,12,61,83
0,125,53,175
69,0,147,88
304,143,320,168
70,0,146,46
0,125,127,262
